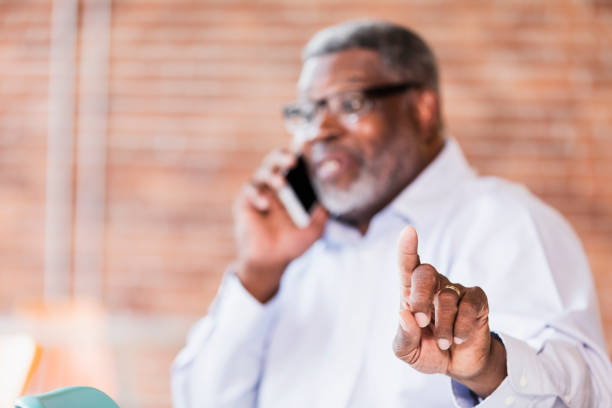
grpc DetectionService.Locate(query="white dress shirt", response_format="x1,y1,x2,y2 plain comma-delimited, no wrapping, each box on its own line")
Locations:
172,139,612,407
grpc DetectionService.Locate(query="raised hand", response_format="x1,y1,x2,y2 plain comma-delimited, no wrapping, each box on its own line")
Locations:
393,226,507,398
233,149,328,303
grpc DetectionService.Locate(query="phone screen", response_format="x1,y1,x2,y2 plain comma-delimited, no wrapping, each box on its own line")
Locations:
277,155,319,228
285,156,318,213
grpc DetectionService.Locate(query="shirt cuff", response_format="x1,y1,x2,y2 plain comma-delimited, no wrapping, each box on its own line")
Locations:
177,269,282,365
451,332,562,407
213,271,282,348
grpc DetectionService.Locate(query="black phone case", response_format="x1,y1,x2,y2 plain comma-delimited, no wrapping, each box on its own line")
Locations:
284,156,318,213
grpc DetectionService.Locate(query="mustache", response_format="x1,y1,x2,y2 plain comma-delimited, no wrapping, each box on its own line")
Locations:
308,143,365,166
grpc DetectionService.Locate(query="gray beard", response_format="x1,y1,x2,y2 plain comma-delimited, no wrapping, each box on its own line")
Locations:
313,166,383,217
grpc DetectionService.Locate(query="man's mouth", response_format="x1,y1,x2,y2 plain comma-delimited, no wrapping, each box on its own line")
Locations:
316,158,343,180
308,145,362,184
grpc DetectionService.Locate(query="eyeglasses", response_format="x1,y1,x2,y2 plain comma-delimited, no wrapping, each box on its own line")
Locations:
282,81,423,136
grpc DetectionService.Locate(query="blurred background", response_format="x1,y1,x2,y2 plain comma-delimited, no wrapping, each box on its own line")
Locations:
1,0,611,407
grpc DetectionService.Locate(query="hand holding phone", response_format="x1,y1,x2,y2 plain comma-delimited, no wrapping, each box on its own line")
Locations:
234,150,326,303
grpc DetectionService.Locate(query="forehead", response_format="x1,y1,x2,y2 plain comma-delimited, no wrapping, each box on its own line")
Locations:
297,48,399,98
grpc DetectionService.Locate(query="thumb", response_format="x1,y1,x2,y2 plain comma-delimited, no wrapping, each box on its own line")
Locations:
398,226,420,276
393,309,421,364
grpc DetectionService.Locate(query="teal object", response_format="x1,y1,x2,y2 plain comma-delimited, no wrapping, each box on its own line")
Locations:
14,386,120,408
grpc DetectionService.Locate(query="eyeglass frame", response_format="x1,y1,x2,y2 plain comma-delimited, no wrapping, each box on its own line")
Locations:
282,81,425,136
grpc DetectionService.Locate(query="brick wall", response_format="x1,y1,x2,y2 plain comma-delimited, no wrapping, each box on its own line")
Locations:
0,0,49,308
1,1,611,407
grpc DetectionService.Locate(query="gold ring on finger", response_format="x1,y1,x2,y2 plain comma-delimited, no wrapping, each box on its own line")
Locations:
442,284,461,297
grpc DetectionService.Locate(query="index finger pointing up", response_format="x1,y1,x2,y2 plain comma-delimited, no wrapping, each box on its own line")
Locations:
398,226,421,285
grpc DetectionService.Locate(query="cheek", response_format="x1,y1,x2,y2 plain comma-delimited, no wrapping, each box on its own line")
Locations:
353,117,393,160
355,114,421,180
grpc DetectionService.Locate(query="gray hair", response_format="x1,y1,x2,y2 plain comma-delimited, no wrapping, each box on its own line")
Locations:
302,20,440,92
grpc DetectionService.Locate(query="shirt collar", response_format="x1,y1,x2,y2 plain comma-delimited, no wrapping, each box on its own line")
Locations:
321,137,476,246
387,137,476,223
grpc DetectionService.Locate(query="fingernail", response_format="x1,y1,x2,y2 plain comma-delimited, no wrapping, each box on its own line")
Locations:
438,338,451,350
415,312,429,328
454,336,464,345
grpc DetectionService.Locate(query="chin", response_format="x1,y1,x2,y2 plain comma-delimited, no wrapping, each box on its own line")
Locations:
315,169,381,218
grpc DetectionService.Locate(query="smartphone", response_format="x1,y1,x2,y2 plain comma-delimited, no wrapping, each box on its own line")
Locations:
277,155,318,228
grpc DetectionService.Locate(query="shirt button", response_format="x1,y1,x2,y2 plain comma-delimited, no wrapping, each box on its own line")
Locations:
520,375,528,388
505,396,515,406
564,394,572,403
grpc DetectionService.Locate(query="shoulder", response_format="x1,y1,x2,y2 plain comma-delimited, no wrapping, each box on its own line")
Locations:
442,175,588,278
452,175,572,235
438,174,587,270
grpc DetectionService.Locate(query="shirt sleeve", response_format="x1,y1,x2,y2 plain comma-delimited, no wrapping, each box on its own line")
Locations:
446,182,612,408
451,332,612,407
171,270,282,408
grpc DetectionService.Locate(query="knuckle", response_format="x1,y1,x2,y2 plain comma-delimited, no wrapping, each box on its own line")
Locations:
410,299,429,313
438,290,459,305
458,300,479,318
464,286,489,316
415,263,437,278
259,161,276,174
472,285,487,299
410,282,434,304
435,306,454,324
438,301,458,318
271,173,286,185
454,312,473,330
434,310,457,333
471,286,488,304
412,265,437,288
264,149,294,170
257,166,272,178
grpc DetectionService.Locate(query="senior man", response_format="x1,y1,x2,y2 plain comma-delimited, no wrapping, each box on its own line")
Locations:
172,20,612,407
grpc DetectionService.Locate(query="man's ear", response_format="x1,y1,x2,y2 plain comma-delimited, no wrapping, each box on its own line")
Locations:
414,90,439,141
